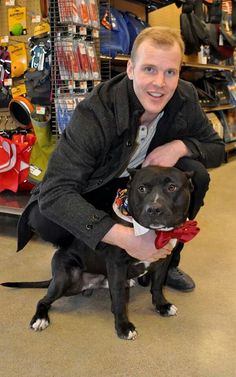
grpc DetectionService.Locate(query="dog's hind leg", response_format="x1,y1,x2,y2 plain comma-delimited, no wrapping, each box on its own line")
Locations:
30,248,81,331
30,274,70,331
106,251,137,340
151,256,177,317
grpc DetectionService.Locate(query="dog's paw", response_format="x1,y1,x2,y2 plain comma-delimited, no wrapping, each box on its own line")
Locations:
30,316,50,331
127,279,136,287
117,322,138,340
156,303,178,317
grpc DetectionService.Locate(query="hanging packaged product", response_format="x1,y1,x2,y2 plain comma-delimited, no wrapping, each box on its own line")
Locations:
9,96,34,128
8,7,27,36
8,43,27,78
33,22,50,38
11,83,27,98
0,132,36,193
29,109,55,183
86,42,100,80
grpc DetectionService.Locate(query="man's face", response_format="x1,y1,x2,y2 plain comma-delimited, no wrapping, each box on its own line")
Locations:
127,40,182,121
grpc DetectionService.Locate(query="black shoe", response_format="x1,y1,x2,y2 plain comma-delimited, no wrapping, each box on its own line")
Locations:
165,267,195,292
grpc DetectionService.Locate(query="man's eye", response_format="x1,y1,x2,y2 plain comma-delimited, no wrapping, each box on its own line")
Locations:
144,66,156,74
168,184,177,192
138,185,147,193
165,69,177,77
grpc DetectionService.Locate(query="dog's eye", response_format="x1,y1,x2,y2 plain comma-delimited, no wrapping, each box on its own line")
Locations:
138,185,147,193
167,184,177,192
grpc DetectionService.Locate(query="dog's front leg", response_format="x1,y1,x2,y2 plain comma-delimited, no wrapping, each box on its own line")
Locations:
151,255,177,317
105,251,137,340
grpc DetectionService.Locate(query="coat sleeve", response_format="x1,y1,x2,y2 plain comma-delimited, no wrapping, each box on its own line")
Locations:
38,100,116,250
181,83,225,168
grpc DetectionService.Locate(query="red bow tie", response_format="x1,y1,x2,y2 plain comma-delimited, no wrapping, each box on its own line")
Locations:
155,220,200,249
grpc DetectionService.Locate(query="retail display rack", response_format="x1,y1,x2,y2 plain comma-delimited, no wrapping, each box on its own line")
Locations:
50,0,101,136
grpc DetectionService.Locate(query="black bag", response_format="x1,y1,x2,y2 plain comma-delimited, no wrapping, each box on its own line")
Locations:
0,86,11,108
204,0,222,24
24,68,51,106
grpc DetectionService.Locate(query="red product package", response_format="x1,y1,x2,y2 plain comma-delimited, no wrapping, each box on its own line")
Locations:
78,40,92,80
86,42,100,80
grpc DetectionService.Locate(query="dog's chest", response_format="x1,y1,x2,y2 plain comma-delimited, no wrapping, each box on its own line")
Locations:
127,260,152,279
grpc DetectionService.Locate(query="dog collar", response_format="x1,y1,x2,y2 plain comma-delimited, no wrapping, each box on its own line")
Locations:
113,188,150,236
113,188,200,247
155,220,200,249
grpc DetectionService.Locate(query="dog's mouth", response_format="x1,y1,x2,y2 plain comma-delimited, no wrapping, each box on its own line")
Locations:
148,218,186,231
149,224,174,231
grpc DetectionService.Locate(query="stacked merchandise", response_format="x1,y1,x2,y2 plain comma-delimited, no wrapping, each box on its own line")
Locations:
52,0,101,133
99,5,149,57
55,39,100,81
55,95,85,134
0,46,11,108
58,0,100,28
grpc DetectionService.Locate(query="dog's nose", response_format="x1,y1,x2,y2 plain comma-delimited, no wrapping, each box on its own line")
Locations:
145,203,163,216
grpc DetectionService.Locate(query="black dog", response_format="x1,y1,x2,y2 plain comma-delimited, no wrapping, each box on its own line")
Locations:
2,166,195,340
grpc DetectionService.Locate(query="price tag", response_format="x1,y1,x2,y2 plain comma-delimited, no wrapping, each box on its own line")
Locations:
4,79,12,86
32,15,41,23
0,36,9,43
66,99,75,110
68,80,76,89
68,25,76,33
92,29,99,38
5,0,15,5
36,106,46,115
219,34,224,46
11,84,27,98
79,27,87,35
80,81,87,90
94,80,101,87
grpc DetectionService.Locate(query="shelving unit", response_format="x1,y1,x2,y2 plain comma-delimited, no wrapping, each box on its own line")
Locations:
1,0,236,214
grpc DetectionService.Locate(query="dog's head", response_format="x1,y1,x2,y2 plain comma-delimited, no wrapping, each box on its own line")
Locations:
127,165,194,230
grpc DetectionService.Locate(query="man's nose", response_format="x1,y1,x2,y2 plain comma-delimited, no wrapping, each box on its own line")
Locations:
153,73,165,88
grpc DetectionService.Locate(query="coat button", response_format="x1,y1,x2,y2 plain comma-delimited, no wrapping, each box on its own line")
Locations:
86,224,93,230
126,140,132,147
92,214,100,220
97,179,103,185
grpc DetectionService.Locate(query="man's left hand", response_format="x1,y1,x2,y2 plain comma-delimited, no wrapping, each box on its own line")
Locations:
142,140,190,167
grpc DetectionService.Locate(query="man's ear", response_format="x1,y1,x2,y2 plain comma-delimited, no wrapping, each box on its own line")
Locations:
127,59,134,80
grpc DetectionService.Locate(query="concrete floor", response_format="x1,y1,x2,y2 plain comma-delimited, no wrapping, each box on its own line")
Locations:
1,158,236,377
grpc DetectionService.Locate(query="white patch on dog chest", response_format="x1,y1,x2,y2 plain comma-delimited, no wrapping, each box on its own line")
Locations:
134,261,151,277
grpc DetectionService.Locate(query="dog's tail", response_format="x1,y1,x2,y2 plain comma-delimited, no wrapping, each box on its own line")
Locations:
1,280,51,288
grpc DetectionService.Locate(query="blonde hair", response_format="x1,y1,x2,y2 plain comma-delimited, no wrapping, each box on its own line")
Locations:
130,26,185,62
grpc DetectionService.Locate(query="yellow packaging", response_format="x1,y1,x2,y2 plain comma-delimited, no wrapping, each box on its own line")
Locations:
33,22,50,37
8,43,28,78
8,7,27,36
11,84,27,98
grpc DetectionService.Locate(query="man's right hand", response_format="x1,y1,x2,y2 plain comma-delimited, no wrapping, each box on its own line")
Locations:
102,224,173,262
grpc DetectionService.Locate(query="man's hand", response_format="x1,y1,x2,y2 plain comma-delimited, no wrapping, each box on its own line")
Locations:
102,224,173,262
142,140,190,168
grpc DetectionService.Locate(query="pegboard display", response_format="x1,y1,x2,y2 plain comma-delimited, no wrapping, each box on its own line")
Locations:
50,0,101,136
0,0,42,56
0,0,49,131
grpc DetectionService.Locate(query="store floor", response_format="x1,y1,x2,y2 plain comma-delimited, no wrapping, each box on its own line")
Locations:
1,157,236,377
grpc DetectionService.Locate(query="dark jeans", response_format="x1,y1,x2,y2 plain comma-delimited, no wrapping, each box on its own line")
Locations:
28,158,210,269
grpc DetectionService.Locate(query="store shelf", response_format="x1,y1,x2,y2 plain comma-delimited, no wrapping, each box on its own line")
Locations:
203,104,235,113
0,191,30,215
182,62,235,72
225,139,236,152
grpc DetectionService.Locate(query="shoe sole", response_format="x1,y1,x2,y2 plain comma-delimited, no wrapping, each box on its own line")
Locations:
164,284,195,293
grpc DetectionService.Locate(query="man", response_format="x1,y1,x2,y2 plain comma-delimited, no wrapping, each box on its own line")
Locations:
18,26,225,292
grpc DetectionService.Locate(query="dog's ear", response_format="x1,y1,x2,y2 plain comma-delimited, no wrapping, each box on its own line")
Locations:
127,168,138,179
184,170,194,179
184,170,194,192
